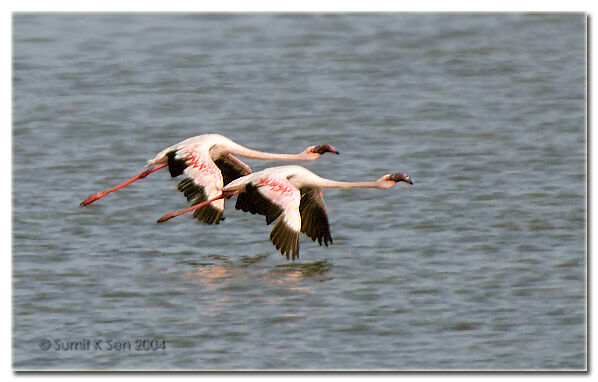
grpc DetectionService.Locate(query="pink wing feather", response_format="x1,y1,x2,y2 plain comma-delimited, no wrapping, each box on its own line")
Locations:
175,144,225,224
234,174,302,259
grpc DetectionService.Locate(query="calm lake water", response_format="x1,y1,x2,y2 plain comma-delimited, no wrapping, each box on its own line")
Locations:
12,13,586,370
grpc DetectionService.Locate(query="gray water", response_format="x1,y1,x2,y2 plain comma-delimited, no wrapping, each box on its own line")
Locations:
12,13,586,370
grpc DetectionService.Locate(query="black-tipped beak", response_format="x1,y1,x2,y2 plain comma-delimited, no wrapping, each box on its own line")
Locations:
313,144,340,155
327,145,340,155
388,173,413,184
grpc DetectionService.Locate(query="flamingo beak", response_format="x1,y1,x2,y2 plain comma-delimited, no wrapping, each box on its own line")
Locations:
388,173,413,184
312,144,340,155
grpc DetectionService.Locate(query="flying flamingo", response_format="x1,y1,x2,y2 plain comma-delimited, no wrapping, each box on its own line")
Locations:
80,134,339,224
157,165,413,260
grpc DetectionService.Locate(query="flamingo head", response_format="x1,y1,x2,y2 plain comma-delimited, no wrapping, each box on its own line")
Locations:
309,144,340,156
377,173,413,188
388,173,413,185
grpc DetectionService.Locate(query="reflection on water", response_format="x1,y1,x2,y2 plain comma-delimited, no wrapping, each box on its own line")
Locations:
183,256,332,286
238,254,269,267
270,260,333,281
185,265,230,283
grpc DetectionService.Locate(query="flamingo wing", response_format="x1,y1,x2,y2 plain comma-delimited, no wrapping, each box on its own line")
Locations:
214,153,252,186
235,175,301,260
174,145,225,224
299,187,333,246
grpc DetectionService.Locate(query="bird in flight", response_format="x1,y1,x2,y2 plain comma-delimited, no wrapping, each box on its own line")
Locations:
157,165,413,260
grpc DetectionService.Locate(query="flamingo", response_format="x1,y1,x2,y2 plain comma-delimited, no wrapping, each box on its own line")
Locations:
80,134,339,225
157,165,413,260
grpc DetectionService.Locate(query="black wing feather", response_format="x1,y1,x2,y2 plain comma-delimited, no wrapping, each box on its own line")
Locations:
235,183,283,225
175,178,223,224
299,187,333,246
214,154,252,186
235,180,301,260
177,178,205,202
270,218,300,260
167,150,187,177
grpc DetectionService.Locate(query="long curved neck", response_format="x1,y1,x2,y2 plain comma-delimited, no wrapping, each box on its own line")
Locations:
313,178,382,189
226,141,311,161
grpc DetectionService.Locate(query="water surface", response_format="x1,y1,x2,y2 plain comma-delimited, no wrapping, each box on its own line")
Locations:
12,13,586,370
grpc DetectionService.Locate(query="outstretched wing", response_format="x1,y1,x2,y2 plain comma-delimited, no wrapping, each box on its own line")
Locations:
235,175,301,260
299,187,333,246
214,154,252,186
172,144,225,224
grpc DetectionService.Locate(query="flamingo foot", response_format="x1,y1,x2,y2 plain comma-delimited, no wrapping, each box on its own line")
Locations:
80,163,168,207
156,190,240,223
157,212,178,223
80,192,107,206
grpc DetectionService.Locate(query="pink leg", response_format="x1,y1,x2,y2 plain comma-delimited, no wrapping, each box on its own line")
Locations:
80,163,168,206
156,191,240,223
